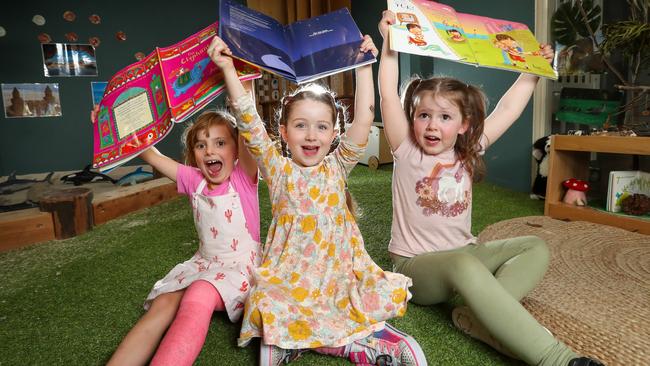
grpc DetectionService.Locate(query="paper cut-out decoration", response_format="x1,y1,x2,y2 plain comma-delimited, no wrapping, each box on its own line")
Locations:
0,27,5,37
116,31,127,41
65,32,78,42
32,15,46,26
134,52,145,60
89,14,101,25
89,37,100,48
63,11,76,22
38,33,51,43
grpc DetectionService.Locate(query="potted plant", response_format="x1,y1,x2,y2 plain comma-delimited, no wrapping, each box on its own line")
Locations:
552,0,650,133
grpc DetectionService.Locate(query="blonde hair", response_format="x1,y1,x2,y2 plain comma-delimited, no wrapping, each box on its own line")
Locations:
401,76,487,180
181,109,237,167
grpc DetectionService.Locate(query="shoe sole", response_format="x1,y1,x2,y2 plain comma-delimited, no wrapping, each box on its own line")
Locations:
384,323,428,366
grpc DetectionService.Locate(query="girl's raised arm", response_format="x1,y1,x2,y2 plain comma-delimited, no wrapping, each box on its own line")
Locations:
139,147,179,182
207,37,247,104
208,38,258,181
378,10,410,152
345,35,379,146
238,79,259,181
482,44,554,148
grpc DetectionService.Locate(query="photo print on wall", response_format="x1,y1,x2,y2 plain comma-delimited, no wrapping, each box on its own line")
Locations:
2,83,62,118
41,43,98,77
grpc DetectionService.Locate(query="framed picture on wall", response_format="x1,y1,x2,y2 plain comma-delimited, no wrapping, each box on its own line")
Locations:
91,81,108,106
41,43,98,77
2,83,62,118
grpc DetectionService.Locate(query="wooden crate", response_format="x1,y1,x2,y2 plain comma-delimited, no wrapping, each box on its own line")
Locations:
0,208,55,252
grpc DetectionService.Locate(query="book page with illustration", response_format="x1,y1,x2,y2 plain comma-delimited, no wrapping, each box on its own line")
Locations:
219,0,375,84
93,22,260,172
387,0,557,79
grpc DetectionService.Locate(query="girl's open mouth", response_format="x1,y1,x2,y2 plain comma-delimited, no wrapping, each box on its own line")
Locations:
206,159,223,176
302,146,319,156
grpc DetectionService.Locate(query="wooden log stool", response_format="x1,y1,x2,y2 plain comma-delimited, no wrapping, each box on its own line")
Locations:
39,188,94,239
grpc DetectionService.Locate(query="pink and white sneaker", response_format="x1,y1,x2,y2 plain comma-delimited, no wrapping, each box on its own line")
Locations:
259,342,306,366
348,323,427,366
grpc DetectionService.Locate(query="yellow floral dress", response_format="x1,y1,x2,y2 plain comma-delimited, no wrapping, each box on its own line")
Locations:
232,95,412,349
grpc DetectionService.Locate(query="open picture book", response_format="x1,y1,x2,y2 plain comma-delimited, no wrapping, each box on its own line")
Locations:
218,0,376,84
93,22,261,172
606,170,650,213
387,0,557,79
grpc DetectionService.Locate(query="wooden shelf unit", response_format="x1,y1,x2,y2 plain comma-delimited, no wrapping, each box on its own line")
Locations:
545,135,650,235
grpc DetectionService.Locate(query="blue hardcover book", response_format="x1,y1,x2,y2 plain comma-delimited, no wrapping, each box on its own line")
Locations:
218,0,375,84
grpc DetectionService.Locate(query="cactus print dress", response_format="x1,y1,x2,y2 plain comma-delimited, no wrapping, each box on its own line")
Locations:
232,95,412,349
144,173,261,323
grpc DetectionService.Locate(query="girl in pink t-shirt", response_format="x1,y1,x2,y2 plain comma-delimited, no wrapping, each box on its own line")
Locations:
378,10,602,366
99,87,261,366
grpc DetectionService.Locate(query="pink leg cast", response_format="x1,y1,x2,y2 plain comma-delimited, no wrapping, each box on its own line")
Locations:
150,280,225,366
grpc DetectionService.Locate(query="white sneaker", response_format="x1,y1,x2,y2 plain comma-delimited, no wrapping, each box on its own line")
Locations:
259,343,305,366
348,323,427,366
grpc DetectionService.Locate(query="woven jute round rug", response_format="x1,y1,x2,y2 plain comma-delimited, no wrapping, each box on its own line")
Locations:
478,216,650,366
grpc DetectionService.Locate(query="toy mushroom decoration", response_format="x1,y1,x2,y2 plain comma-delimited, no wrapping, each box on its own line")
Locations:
562,178,589,206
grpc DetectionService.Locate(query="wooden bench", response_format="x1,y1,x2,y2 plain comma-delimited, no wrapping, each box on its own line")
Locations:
0,208,55,251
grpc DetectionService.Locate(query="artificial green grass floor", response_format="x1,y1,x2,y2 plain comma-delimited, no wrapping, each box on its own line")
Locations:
0,165,544,365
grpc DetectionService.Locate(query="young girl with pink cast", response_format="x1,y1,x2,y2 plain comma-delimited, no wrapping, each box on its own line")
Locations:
378,10,602,366
100,82,261,366
208,34,427,366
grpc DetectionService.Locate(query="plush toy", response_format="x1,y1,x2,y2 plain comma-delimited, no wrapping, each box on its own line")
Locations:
562,178,590,206
530,135,551,199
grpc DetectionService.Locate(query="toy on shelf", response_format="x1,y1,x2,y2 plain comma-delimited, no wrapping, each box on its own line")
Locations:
562,178,589,206
620,194,650,216
531,135,550,199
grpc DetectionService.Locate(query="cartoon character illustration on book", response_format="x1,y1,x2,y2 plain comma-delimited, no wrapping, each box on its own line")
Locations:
395,12,428,47
171,58,211,97
406,23,427,46
446,28,465,42
493,34,539,69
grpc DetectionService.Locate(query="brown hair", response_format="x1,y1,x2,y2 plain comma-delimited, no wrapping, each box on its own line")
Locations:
275,83,359,216
181,109,238,167
275,83,346,132
495,34,515,42
406,23,422,31
401,76,487,180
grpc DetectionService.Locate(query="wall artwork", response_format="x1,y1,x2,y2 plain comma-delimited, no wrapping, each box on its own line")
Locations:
41,43,98,77
91,81,108,106
2,83,62,118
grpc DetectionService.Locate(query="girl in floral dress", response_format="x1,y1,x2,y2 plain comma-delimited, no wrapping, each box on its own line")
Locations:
208,34,427,366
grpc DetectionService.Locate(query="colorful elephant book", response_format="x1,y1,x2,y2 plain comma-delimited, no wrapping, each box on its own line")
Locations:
218,0,376,84
387,0,557,79
93,22,261,172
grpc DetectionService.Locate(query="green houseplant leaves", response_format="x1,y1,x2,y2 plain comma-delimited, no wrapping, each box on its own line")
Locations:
551,0,602,45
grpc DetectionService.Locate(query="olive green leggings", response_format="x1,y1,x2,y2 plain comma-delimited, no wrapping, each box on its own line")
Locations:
391,236,578,366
